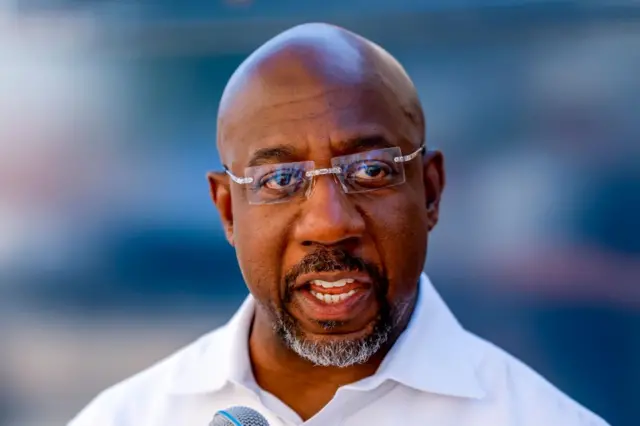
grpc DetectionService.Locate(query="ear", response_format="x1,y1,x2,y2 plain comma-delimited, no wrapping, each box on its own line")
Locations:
207,171,235,246
422,150,445,231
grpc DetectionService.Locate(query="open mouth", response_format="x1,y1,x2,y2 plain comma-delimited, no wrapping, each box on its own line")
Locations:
308,278,361,304
290,271,376,323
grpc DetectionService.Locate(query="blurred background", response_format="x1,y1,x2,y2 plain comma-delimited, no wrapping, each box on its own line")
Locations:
1,0,639,425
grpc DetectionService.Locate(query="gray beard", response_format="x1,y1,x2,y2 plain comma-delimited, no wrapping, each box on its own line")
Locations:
272,301,410,368
275,317,391,368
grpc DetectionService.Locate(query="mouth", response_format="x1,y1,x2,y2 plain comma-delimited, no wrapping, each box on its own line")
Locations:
292,271,376,322
309,278,362,304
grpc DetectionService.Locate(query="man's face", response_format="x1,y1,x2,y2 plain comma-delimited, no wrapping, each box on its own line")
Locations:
212,74,442,367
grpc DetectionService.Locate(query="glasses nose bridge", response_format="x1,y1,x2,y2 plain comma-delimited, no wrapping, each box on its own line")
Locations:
305,165,346,198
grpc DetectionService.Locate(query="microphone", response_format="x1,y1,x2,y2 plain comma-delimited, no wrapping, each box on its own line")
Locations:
210,406,270,426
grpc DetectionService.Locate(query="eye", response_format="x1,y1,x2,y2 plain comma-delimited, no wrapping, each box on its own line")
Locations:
259,168,304,191
350,161,392,181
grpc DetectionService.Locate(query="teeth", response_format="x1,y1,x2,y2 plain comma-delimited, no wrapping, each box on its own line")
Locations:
310,289,357,304
310,278,355,288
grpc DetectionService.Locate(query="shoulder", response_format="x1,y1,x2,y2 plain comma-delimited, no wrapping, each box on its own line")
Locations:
466,332,610,426
67,326,226,426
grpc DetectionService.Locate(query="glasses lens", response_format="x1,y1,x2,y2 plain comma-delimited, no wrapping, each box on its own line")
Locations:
331,147,406,193
244,161,313,204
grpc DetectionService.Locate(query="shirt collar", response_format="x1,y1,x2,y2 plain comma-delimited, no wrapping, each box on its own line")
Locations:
348,274,486,399
167,273,486,400
166,296,255,394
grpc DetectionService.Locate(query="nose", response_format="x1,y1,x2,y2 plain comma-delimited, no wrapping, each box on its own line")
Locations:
293,174,366,248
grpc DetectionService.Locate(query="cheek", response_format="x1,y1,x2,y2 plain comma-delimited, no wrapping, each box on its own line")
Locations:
232,207,292,306
365,191,428,300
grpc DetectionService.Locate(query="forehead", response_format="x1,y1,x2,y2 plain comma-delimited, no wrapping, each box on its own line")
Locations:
221,81,418,166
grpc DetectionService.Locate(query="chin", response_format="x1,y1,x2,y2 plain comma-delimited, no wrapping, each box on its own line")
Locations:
275,308,393,367
305,317,380,340
292,320,391,368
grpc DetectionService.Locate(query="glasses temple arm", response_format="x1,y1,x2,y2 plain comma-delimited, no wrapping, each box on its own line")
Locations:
393,144,426,163
224,167,254,184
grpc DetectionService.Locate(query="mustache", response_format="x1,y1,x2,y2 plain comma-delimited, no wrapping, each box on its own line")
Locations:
283,248,387,300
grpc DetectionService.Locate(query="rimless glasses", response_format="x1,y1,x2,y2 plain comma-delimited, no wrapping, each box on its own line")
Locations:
224,144,425,205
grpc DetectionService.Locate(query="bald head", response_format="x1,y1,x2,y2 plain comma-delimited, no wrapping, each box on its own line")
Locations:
217,23,424,161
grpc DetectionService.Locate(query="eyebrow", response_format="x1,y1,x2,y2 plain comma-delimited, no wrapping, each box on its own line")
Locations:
244,135,396,168
337,135,396,154
247,145,298,168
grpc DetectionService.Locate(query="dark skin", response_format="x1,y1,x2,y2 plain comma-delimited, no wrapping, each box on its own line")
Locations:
208,23,445,420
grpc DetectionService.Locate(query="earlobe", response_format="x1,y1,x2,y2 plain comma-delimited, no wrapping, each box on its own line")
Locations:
423,150,445,231
207,172,235,246
426,202,439,231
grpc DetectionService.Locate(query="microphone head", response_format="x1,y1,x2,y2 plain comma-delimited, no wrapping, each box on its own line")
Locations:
210,406,270,426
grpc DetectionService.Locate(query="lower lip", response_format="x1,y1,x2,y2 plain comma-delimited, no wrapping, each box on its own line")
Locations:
295,286,374,320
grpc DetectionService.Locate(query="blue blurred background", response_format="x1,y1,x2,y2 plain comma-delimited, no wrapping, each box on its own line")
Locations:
1,1,639,425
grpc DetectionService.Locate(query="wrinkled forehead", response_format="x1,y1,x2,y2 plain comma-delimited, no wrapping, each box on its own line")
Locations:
219,80,420,169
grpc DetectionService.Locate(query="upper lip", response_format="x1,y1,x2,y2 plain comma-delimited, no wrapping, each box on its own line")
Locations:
293,271,372,290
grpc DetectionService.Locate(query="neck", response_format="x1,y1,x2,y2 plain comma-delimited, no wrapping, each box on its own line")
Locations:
248,303,413,420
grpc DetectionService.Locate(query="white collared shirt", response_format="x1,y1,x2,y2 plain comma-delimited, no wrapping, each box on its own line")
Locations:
68,274,609,426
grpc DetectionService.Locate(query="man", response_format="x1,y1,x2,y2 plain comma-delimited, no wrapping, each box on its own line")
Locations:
69,23,608,425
